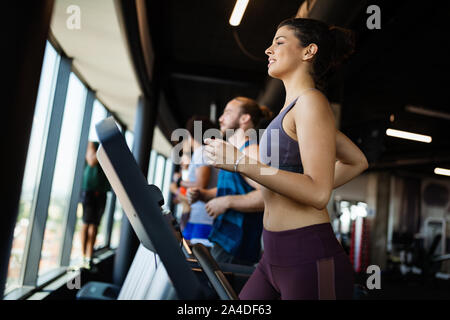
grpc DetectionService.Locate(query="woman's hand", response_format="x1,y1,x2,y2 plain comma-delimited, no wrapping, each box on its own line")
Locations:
203,138,244,172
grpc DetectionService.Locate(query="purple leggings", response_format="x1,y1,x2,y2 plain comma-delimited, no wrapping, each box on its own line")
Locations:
239,223,354,300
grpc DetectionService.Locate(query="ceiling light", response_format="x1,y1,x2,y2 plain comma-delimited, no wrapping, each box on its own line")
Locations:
386,128,432,143
434,168,450,177
229,0,249,26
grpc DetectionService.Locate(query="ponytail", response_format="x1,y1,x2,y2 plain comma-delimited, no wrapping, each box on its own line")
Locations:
257,105,274,130
329,26,355,70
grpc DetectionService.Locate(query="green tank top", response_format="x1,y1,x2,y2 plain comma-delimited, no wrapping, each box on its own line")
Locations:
82,162,110,192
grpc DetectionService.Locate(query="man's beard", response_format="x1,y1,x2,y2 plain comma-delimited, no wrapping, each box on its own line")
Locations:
220,118,240,135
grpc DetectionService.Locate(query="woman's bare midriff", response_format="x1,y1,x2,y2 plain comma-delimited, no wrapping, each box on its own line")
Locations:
261,185,330,232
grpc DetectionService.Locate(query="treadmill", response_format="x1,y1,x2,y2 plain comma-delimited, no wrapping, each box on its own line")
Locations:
77,117,243,300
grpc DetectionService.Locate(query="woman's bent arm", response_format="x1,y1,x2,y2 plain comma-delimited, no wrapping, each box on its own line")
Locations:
236,93,336,210
334,130,369,188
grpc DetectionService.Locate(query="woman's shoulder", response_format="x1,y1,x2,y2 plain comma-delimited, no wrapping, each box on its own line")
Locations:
293,89,331,114
295,88,328,104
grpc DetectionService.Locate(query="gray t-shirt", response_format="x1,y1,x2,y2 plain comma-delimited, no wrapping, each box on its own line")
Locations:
188,146,218,225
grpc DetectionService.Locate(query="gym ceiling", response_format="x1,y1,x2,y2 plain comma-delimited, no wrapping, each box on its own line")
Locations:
68,0,450,177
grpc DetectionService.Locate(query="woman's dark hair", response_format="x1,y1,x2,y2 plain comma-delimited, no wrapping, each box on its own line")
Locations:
277,18,355,89
258,105,274,130
185,115,219,145
235,97,274,131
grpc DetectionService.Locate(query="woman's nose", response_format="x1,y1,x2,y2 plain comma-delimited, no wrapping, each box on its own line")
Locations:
265,45,273,56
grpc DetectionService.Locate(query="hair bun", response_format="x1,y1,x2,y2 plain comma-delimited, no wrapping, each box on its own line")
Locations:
257,105,274,131
259,105,273,121
329,26,355,68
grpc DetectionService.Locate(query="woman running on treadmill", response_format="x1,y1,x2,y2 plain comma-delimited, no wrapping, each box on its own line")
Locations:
203,18,368,299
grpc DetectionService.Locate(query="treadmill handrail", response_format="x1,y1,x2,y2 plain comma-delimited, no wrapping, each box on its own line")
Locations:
192,243,239,300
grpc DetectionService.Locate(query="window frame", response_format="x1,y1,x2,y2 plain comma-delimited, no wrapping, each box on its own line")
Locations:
58,89,95,267
5,41,62,295
20,54,73,287
6,38,130,296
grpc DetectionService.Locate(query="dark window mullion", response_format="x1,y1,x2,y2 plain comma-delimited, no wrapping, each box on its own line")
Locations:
59,89,95,266
21,56,72,286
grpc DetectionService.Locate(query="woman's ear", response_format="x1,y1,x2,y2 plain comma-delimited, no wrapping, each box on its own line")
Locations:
303,43,318,61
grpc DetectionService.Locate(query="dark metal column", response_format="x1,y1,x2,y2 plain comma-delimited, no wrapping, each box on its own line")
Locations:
369,172,391,270
1,1,55,297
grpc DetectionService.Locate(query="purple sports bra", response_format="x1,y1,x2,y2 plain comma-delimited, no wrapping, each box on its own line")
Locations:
259,97,303,173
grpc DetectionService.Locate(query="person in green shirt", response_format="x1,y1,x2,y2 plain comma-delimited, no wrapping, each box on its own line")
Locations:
80,141,110,268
